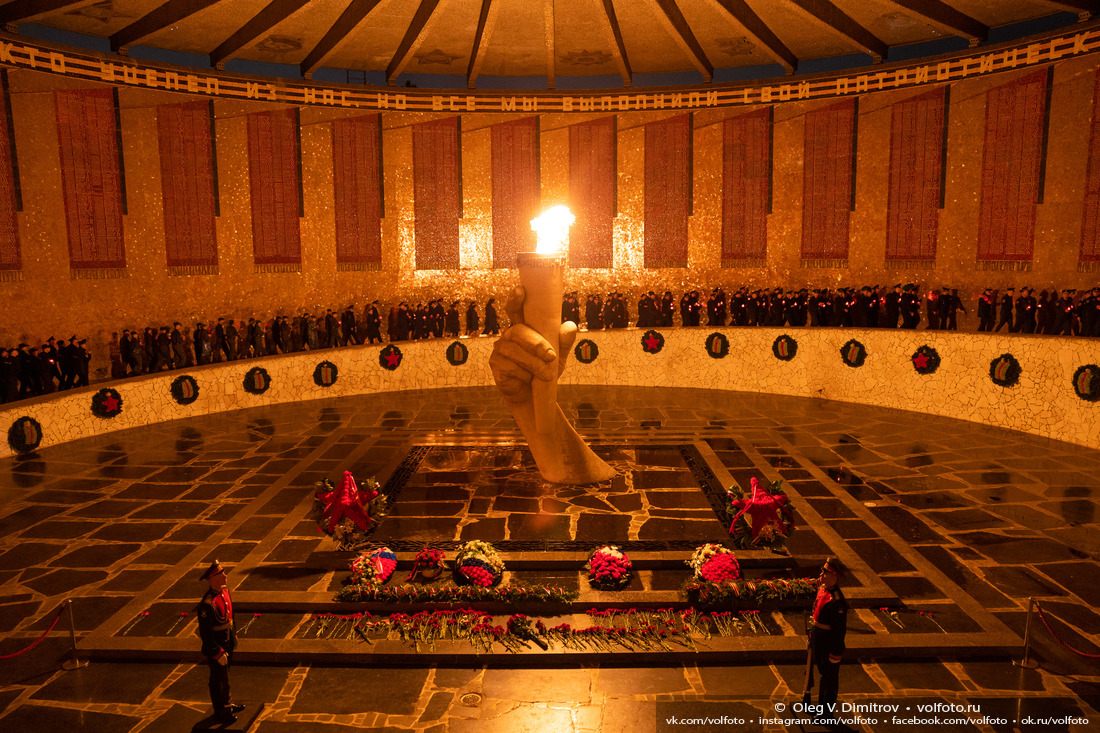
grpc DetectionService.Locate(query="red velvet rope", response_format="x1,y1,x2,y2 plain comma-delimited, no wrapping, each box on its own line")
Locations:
0,607,64,660
1036,602,1100,659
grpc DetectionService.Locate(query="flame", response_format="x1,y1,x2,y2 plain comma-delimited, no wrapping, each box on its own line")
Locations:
530,206,575,254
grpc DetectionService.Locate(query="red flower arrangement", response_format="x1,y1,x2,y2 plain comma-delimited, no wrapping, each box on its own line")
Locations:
699,553,741,583
406,547,446,581
586,545,633,591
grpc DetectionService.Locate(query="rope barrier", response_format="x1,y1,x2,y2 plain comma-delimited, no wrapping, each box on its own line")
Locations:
1036,601,1100,659
0,607,64,661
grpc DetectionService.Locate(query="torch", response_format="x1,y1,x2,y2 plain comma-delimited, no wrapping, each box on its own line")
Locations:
520,206,574,434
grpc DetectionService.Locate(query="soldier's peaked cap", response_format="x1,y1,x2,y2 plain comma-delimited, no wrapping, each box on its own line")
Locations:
199,560,227,582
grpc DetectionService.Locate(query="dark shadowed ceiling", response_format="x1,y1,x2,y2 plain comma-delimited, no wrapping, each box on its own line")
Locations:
0,0,1093,88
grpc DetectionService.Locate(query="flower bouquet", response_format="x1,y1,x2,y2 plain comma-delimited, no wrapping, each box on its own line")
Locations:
310,471,387,550
350,547,397,588
687,543,742,583
725,477,795,552
406,547,447,581
453,540,505,587
586,545,633,591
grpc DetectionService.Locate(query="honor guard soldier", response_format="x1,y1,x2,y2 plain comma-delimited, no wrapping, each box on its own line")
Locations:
810,556,849,731
197,561,244,725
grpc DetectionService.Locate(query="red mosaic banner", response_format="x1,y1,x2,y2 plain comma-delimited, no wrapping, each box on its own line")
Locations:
886,87,945,262
801,99,854,263
568,116,615,269
491,117,539,269
55,88,125,270
413,116,460,270
644,114,691,268
158,100,217,268
977,69,1046,263
1081,69,1100,264
0,76,18,272
333,114,382,268
247,108,301,265
721,108,769,263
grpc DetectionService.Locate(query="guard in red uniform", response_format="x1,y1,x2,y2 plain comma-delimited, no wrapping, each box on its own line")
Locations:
811,556,848,729
197,561,244,725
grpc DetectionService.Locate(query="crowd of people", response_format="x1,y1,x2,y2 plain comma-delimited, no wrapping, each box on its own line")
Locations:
0,337,91,403
576,284,1098,335
3,283,1096,405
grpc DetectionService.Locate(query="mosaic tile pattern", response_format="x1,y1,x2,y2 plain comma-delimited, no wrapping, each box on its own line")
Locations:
0,386,1097,732
4,328,1100,459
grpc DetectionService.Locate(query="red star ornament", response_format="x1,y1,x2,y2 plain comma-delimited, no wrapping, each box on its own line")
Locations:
385,350,401,367
317,471,376,533
913,353,929,369
644,333,661,351
103,393,120,412
729,477,784,540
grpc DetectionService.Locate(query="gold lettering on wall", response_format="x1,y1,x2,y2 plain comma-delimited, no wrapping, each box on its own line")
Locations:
0,29,1096,112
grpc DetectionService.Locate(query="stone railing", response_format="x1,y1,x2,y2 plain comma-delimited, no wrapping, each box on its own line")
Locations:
2,328,1098,458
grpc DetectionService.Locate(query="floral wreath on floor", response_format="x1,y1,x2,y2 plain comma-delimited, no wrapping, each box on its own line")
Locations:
406,548,447,581
687,544,742,583
839,339,867,368
772,334,797,361
989,353,1021,388
91,388,123,419
309,471,387,550
586,545,633,591
1073,364,1100,402
243,366,271,395
910,345,940,375
7,416,42,454
170,375,200,405
350,547,397,589
313,361,338,387
725,477,795,552
453,540,505,587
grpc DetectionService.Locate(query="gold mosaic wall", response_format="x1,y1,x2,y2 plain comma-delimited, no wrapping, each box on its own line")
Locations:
1,55,1098,379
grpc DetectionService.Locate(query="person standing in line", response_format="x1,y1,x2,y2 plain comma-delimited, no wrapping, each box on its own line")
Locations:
976,288,994,331
483,298,499,335
364,302,383,344
196,561,245,726
993,287,1015,332
465,301,480,337
445,301,461,338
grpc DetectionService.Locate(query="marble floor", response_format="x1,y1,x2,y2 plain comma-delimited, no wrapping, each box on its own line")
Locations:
0,386,1097,732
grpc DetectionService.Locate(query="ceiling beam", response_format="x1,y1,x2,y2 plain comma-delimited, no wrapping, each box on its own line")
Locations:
884,0,987,45
706,0,797,74
640,0,712,82
544,0,556,89
0,0,91,26
301,0,386,79
595,0,632,87
111,0,224,54
210,0,311,69
1032,0,1095,19
785,0,887,62
466,0,502,88
386,0,448,85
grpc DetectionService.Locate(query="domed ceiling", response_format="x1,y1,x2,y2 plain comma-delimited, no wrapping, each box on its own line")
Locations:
0,0,1092,88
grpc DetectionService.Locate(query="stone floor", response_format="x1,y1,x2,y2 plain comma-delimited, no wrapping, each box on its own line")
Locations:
0,386,1098,732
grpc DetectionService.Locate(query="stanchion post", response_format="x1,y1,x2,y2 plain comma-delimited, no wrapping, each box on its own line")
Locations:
1014,596,1039,669
60,599,87,671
